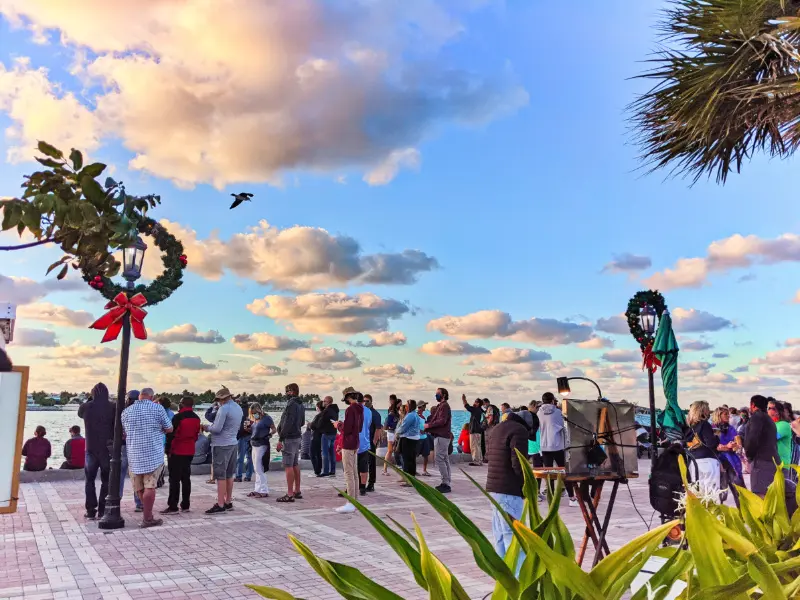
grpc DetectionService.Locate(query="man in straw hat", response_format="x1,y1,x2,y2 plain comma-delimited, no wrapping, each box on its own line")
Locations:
336,387,364,514
202,386,242,514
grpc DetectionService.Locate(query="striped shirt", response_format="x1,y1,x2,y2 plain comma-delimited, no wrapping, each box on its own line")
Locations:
121,400,173,475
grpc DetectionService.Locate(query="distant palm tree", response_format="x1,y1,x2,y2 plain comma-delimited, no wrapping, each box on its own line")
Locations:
631,0,800,183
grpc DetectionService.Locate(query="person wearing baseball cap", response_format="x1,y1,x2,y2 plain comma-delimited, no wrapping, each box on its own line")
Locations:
336,387,364,514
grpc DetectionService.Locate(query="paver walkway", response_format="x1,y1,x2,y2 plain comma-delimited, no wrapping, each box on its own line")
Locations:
0,461,659,600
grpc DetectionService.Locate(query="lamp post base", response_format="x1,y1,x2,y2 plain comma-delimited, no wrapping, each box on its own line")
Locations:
97,501,125,530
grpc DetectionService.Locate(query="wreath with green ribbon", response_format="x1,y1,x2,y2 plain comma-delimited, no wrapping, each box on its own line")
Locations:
625,290,667,352
81,216,187,306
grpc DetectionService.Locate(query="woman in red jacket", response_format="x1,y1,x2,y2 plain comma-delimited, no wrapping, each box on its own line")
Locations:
161,397,201,514
457,423,471,455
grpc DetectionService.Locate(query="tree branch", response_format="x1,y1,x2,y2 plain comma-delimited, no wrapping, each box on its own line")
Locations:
0,238,55,251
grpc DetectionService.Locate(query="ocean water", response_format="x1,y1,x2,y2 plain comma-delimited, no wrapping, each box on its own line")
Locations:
23,407,471,468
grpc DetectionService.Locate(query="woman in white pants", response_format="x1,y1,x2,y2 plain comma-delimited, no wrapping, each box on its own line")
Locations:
248,403,276,498
686,400,721,500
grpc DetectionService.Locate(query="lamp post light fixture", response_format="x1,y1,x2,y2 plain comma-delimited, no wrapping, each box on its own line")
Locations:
557,376,604,402
639,303,659,471
98,236,147,531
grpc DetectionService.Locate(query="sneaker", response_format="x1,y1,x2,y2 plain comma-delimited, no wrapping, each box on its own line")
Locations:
205,504,227,514
335,502,356,514
359,488,367,496
134,506,143,513
435,484,452,494
225,503,233,511
233,477,243,483
365,485,375,493
569,498,578,508
180,506,190,512
244,477,251,482
84,512,96,520
468,462,482,467
139,518,163,529
159,507,179,515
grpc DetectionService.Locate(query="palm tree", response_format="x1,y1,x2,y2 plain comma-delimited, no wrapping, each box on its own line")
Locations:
631,0,800,183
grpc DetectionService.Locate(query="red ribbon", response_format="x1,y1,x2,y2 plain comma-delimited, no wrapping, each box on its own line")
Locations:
89,292,148,343
642,341,662,373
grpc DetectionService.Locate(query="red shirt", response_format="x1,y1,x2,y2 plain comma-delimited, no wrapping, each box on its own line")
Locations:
168,408,201,456
342,403,364,450
64,436,86,468
458,430,471,453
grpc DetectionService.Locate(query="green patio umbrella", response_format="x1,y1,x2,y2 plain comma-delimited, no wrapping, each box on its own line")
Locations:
652,309,684,435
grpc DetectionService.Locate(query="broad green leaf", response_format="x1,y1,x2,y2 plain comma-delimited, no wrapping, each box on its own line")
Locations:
246,586,305,600
105,177,117,188
69,149,83,171
79,163,106,179
81,176,107,206
2,203,20,230
699,574,756,600
763,465,791,541
38,141,63,158
413,515,455,600
746,553,786,600
630,549,693,600
684,492,738,589
35,157,62,169
56,264,68,280
46,256,70,275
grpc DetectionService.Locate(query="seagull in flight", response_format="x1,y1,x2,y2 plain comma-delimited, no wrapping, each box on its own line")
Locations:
230,192,254,210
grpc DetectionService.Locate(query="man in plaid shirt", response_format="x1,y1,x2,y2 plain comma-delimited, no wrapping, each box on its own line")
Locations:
121,387,173,528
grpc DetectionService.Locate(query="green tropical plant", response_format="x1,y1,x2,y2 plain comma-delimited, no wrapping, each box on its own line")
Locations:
631,0,800,183
247,452,678,599
0,141,160,278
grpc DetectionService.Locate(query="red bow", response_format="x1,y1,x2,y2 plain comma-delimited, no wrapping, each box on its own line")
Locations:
642,341,662,373
90,292,148,343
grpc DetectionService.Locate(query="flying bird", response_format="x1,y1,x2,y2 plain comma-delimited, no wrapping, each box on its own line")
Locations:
229,192,254,210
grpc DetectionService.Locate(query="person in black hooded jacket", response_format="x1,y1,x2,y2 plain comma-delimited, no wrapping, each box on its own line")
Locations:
318,396,339,476
78,383,115,519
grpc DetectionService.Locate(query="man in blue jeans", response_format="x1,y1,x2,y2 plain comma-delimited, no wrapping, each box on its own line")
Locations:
234,399,254,482
318,395,339,477
78,382,115,519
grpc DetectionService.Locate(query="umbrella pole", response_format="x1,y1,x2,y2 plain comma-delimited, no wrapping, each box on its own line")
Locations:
648,368,657,471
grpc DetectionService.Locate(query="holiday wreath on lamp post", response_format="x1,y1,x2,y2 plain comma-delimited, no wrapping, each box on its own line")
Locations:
625,290,666,372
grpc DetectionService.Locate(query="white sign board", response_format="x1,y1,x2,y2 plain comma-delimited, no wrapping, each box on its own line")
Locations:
0,366,28,514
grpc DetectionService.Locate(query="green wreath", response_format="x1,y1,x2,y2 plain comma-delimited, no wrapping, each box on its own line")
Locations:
81,217,186,306
625,290,667,351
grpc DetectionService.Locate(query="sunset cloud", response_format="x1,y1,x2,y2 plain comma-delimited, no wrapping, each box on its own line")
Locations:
150,324,225,344
290,347,361,370
137,343,217,371
13,327,58,347
348,331,407,348
231,333,310,352
363,364,415,379
420,340,489,356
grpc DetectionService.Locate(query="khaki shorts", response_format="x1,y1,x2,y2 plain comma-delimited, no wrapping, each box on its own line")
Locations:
130,464,164,493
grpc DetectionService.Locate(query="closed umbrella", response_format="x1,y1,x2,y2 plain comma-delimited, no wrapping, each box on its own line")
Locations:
652,309,683,438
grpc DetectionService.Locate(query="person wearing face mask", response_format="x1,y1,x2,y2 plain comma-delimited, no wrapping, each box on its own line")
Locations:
424,387,453,493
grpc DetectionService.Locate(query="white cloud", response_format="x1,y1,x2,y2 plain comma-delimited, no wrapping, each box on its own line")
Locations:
231,332,310,352
786,338,800,347
362,364,415,378
0,274,84,305
137,343,217,370
595,315,629,335
12,327,58,347
250,364,289,377
17,302,94,328
601,349,640,363
644,233,800,290
290,347,361,370
348,331,407,348
150,323,225,344
36,342,116,360
156,373,190,386
0,1,526,188
162,219,438,291
420,340,489,356
680,361,716,376
479,347,551,363
248,292,409,334
577,336,614,349
601,253,652,274
427,310,594,346
672,308,733,333
681,338,715,352
363,148,421,186
465,365,509,379
426,377,466,386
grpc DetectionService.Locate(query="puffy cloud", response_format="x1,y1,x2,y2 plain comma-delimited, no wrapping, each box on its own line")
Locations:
0,58,100,163
786,338,800,347
293,372,351,390
162,220,437,291
348,331,407,348
137,343,217,370
420,340,489,356
731,365,749,373
644,233,800,290
427,310,593,346
150,324,225,344
36,342,116,360
465,365,509,379
248,292,409,334
364,148,421,186
250,364,289,377
12,328,58,347
595,315,629,335
480,347,551,364
737,375,791,387
362,364,415,378
17,302,94,328
601,349,640,363
426,377,466,386
680,361,716,376
577,336,614,349
0,1,525,188
705,373,737,385
601,253,652,274
681,339,715,352
0,274,84,305
672,308,733,333
231,332,310,352
290,347,361,370
712,353,729,359
156,373,190,386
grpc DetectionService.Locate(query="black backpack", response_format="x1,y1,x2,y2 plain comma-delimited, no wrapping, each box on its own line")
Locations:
649,444,697,518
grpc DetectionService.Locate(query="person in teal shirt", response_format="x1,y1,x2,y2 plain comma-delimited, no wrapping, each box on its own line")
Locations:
770,399,793,467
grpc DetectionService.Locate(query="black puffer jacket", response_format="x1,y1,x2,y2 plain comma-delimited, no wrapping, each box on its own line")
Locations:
485,413,529,497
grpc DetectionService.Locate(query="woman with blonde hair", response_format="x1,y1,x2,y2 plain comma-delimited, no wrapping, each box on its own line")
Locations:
687,400,721,499
248,403,275,499
711,406,745,491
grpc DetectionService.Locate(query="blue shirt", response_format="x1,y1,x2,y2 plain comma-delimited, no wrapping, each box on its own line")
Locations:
251,415,274,446
207,400,243,447
359,405,373,453
418,411,429,439
396,412,421,439
121,400,173,475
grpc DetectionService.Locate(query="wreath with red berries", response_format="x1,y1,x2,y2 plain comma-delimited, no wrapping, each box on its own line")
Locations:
82,217,187,306
625,290,667,351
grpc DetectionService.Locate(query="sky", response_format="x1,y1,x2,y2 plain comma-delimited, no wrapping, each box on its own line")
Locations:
1,0,799,409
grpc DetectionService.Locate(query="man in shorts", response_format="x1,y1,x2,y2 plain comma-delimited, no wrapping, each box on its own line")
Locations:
203,387,243,514
356,393,373,495
276,383,304,503
121,387,173,528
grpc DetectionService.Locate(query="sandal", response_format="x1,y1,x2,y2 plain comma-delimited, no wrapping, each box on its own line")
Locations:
276,494,295,503
421,472,431,477
246,492,259,497
293,492,303,500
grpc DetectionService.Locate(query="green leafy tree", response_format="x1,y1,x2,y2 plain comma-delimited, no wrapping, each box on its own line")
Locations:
0,141,160,278
631,0,800,183
59,391,73,405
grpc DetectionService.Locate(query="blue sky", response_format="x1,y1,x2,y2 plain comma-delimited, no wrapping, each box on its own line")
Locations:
1,1,798,407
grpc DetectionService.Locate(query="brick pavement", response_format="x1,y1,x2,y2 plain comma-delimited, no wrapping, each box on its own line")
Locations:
0,461,659,600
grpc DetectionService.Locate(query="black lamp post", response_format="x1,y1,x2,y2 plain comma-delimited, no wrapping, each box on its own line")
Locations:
557,376,604,401
98,236,147,530
639,303,659,471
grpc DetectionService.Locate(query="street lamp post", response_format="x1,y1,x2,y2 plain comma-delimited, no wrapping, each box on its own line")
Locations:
639,303,659,471
98,236,147,530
